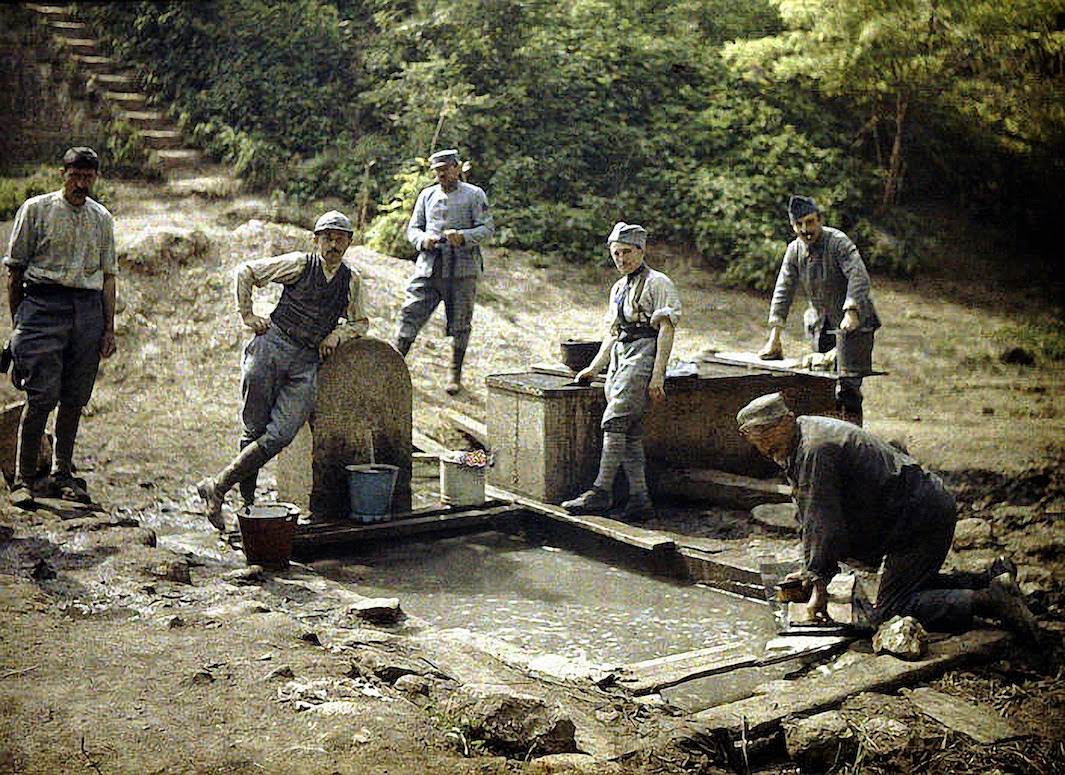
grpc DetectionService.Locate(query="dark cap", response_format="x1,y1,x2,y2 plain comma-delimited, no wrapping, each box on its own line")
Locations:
62,146,100,170
787,194,818,221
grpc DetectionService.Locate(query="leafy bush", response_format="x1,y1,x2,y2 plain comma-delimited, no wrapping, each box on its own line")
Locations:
105,121,164,181
364,161,428,260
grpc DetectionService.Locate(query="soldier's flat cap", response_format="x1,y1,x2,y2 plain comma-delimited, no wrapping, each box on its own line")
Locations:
787,195,818,221
429,149,460,169
607,221,647,249
313,210,353,234
62,146,100,170
736,392,791,430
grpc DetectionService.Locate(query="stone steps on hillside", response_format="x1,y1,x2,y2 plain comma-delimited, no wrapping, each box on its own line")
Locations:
22,2,209,176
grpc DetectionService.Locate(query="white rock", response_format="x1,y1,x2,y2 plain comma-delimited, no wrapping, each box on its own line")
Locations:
872,615,928,660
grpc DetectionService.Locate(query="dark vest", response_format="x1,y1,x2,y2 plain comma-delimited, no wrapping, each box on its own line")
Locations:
270,254,351,349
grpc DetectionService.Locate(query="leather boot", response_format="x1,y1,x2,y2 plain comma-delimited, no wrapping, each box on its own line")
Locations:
561,487,612,515
197,442,270,531
621,492,654,522
445,347,466,395
238,471,258,507
394,336,413,357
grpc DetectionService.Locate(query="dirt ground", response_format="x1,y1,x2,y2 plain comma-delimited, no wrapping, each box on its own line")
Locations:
0,177,1063,774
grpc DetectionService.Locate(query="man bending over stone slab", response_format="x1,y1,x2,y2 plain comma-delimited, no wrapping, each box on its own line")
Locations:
561,222,680,522
196,210,368,530
737,392,1039,640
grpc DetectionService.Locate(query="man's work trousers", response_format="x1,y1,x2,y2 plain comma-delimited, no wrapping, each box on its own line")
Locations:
395,259,478,351
872,474,979,632
240,327,319,460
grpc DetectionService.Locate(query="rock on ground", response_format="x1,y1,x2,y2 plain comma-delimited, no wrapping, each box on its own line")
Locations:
954,517,994,549
873,616,928,660
784,710,856,771
444,683,578,756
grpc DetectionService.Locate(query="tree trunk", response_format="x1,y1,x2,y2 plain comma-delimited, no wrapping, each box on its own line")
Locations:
880,92,908,210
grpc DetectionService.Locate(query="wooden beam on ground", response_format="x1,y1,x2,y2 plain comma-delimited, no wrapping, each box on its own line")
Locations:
291,502,522,557
412,428,448,456
680,629,1009,744
607,636,850,695
487,485,676,556
443,410,488,447
904,687,1027,744
656,468,792,509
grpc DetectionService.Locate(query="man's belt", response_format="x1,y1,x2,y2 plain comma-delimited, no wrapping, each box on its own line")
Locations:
617,325,657,343
24,283,100,297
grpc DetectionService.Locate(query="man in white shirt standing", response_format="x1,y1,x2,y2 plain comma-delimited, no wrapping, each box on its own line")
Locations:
5,146,117,505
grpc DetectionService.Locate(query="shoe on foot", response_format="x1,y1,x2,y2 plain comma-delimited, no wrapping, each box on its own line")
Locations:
621,492,654,522
196,477,226,532
52,472,91,504
445,370,462,395
988,573,1039,642
561,487,612,515
9,480,35,508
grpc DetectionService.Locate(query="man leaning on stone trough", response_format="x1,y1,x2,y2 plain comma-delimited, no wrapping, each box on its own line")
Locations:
393,149,494,395
4,146,117,506
561,222,680,522
736,392,1040,641
196,210,369,530
758,195,879,425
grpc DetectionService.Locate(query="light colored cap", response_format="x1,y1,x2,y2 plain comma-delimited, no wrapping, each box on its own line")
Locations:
736,392,791,430
313,210,353,234
607,221,647,249
429,149,460,169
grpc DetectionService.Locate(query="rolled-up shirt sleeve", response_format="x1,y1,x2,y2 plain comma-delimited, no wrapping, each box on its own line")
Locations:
647,274,681,328
234,251,308,318
406,190,430,252
461,188,494,246
793,444,846,584
767,242,800,328
333,263,370,343
101,213,117,275
5,200,36,270
834,235,872,315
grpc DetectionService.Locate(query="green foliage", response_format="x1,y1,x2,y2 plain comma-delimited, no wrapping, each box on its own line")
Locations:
0,167,114,220
364,160,428,259
994,320,1065,363
105,121,164,181
191,121,289,190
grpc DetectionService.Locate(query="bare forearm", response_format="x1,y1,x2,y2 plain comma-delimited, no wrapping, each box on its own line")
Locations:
7,268,24,323
652,321,675,379
102,274,116,332
587,336,617,374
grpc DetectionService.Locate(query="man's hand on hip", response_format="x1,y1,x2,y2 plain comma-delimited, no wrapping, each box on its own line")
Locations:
242,313,270,335
840,309,860,333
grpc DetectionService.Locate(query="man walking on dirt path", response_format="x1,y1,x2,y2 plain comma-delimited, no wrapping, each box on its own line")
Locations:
758,195,879,425
393,149,494,395
196,210,368,531
737,392,1040,641
4,146,117,506
561,222,680,522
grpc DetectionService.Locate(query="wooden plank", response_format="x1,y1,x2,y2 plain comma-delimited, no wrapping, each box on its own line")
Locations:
710,351,887,378
905,687,1026,744
610,636,850,695
487,485,676,555
443,409,488,447
657,468,792,509
291,503,521,553
685,629,1009,741
412,428,448,456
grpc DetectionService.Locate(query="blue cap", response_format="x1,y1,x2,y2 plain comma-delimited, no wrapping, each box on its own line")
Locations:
788,195,819,221
607,221,647,249
429,149,460,169
736,392,791,430
313,210,353,234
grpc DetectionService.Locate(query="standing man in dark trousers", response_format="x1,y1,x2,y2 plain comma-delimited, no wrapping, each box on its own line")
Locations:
196,210,368,530
736,392,1039,640
393,149,494,395
5,147,117,505
758,195,879,425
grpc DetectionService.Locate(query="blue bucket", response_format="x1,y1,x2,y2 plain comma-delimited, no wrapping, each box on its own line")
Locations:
346,463,399,523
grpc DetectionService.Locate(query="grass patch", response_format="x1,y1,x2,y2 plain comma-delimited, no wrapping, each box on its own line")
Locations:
993,319,1065,363
1,167,115,220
